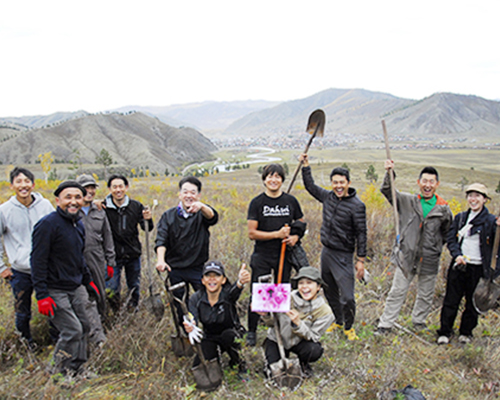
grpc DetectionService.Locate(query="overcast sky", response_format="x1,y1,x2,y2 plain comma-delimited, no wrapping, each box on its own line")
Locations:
1,0,498,118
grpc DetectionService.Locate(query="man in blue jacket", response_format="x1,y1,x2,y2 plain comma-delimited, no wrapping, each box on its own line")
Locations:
31,181,99,376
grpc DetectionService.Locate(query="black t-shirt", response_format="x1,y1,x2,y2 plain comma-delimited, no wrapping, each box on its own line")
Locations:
247,192,304,255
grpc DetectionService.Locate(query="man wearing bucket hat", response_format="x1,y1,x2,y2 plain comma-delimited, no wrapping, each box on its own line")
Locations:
76,174,116,345
31,181,99,377
437,183,500,345
261,266,334,377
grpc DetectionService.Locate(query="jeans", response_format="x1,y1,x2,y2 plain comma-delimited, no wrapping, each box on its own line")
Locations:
106,257,141,308
10,270,33,342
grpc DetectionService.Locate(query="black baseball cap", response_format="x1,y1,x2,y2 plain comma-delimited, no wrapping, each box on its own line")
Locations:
202,260,225,276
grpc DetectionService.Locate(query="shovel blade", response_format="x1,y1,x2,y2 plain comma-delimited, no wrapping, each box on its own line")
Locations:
171,334,194,358
306,109,326,138
269,358,303,389
473,277,500,314
144,294,165,321
192,358,223,392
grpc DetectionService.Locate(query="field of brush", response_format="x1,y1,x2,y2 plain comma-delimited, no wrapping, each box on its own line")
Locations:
1,146,500,399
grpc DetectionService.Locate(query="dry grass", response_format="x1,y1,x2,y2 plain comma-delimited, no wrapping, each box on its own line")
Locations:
1,153,500,399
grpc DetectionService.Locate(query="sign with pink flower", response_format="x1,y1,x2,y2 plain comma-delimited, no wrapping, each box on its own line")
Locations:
251,283,291,313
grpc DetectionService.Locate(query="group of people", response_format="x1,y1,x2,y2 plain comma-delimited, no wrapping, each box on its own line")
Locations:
0,153,498,383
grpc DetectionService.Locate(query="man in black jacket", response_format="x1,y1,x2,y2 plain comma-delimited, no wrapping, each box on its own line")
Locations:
300,154,367,341
104,175,153,310
31,181,99,376
155,176,218,323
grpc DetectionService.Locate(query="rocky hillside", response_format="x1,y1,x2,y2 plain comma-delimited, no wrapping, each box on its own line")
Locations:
224,89,500,138
0,112,216,173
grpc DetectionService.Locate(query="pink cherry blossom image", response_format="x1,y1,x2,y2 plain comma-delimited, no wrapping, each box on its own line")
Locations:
251,283,291,313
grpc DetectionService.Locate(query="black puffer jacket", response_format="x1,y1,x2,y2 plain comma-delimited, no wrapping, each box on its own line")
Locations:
302,166,367,257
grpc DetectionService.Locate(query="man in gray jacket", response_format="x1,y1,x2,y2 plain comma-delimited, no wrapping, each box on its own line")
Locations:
76,174,116,345
0,167,54,347
376,160,452,334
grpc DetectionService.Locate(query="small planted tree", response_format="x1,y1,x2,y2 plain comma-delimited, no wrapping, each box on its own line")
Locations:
365,164,378,183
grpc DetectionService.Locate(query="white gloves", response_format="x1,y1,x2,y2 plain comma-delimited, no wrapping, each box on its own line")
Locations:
184,315,203,345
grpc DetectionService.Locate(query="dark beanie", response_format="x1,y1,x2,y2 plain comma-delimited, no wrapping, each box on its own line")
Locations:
54,180,87,197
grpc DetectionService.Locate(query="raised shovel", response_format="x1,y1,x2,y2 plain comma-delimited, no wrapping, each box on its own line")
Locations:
162,272,193,357
473,223,500,313
143,203,165,321
267,241,303,389
169,281,222,392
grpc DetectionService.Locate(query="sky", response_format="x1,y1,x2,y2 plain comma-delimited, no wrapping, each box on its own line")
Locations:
0,0,499,118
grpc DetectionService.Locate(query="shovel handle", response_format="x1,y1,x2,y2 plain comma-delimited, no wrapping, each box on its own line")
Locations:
490,224,500,272
382,120,400,238
277,226,288,284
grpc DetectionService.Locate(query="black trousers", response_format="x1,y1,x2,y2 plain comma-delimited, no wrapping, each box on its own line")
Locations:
264,338,323,365
193,328,241,368
438,263,483,337
321,247,355,330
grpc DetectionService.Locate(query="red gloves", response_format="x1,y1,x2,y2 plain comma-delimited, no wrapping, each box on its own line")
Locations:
107,265,114,279
38,297,57,317
87,281,100,297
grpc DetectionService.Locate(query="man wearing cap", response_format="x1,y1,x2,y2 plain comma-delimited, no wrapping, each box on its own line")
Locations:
375,160,453,335
299,154,366,341
31,181,100,376
0,167,54,348
76,174,116,345
437,183,500,345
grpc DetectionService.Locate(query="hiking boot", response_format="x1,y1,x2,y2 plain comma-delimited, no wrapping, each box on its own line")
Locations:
437,335,449,345
246,332,257,347
413,323,428,332
344,327,360,341
458,335,472,344
326,323,343,333
374,327,392,336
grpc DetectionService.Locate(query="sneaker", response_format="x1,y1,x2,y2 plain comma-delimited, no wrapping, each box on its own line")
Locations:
246,332,257,347
301,362,314,378
344,328,360,341
458,335,472,344
437,336,449,345
374,327,392,336
326,323,343,333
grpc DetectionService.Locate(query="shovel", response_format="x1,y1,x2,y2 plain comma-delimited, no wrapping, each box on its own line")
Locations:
473,223,500,313
382,120,410,278
143,204,165,321
162,271,194,357
267,241,303,389
286,109,326,193
169,282,222,392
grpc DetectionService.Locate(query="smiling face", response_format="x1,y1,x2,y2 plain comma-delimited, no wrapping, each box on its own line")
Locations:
109,178,128,203
56,187,84,217
297,278,321,301
83,185,96,206
263,172,283,195
201,271,227,294
179,182,201,210
331,174,350,198
10,173,35,204
417,173,439,200
467,191,487,212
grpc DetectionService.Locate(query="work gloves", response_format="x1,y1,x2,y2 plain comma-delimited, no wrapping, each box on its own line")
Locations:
184,315,203,345
38,297,57,317
87,281,100,297
107,265,114,279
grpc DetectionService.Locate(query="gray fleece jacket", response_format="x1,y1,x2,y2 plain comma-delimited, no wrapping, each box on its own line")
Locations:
0,192,54,275
263,290,334,349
